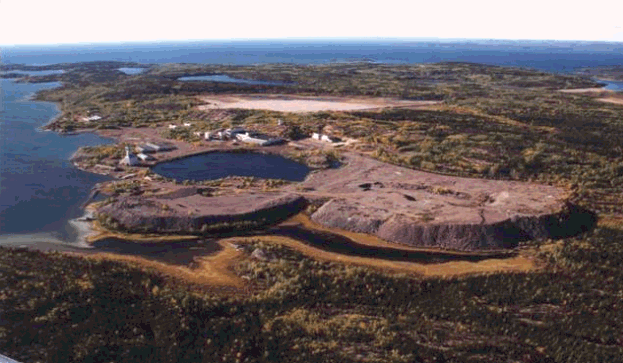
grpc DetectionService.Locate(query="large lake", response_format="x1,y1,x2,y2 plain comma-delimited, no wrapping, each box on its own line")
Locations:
0,78,112,246
3,40,623,73
152,152,310,182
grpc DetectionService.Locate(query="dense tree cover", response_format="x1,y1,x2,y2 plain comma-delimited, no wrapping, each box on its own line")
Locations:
2,232,623,363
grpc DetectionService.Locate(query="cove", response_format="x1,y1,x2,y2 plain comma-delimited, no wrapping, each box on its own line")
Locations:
0,78,113,242
152,152,310,182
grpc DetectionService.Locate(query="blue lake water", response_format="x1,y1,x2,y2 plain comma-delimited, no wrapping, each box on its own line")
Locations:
152,152,310,182
3,40,623,73
118,67,145,75
178,74,290,85
0,79,112,244
599,79,623,91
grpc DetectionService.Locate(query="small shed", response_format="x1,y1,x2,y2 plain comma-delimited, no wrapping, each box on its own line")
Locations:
137,153,155,161
81,115,102,122
312,133,341,143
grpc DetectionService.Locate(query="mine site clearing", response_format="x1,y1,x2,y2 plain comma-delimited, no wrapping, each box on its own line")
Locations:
77,90,598,273
198,94,441,113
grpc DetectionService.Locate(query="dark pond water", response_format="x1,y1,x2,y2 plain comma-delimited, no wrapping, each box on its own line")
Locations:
178,74,290,85
118,67,145,75
90,238,220,265
152,152,310,182
265,225,515,263
0,78,112,244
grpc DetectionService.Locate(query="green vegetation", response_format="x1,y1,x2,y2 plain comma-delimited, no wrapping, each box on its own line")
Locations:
74,144,127,167
576,65,623,81
2,230,623,362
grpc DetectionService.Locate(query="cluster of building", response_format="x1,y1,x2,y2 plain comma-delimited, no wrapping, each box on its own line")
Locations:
201,127,285,146
168,122,193,129
119,142,177,166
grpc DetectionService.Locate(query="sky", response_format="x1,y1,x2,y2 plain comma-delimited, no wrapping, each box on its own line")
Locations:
1,0,622,46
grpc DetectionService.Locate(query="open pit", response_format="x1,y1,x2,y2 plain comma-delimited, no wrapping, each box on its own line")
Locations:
151,152,310,182
95,150,595,251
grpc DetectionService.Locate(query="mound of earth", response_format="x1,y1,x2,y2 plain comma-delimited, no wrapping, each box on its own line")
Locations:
96,191,306,234
287,153,595,251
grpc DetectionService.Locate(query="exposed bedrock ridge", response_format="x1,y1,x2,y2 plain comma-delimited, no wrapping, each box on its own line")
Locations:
311,199,596,251
96,193,306,234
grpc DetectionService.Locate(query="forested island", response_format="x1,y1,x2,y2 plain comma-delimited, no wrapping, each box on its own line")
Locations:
2,60,623,362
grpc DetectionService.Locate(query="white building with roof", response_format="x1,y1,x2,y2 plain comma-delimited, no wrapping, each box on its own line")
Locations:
119,146,140,166
81,115,102,122
137,153,155,161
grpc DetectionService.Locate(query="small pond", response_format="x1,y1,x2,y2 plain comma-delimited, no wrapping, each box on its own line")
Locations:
152,152,310,182
178,74,291,86
118,67,145,75
599,79,623,92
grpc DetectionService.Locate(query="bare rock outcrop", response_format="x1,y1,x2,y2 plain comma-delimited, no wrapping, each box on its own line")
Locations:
290,152,597,251
96,192,306,235
311,199,595,251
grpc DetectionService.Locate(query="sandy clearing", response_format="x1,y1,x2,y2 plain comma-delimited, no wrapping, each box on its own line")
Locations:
558,87,610,94
597,97,623,105
199,95,440,113
74,240,247,291
558,87,623,106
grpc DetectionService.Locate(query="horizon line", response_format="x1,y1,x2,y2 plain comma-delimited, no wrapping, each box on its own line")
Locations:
3,36,623,47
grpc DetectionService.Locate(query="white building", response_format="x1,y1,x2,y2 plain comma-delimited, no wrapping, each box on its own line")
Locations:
312,133,340,143
237,132,285,146
168,124,178,129
225,127,246,138
145,142,176,152
135,144,157,154
137,153,155,161
81,115,102,122
119,146,140,166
